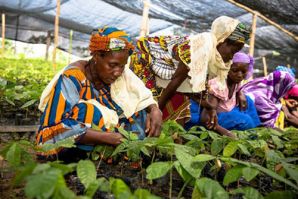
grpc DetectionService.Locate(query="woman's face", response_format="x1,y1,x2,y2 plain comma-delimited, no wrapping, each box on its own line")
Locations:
228,62,249,83
217,40,244,63
94,50,129,84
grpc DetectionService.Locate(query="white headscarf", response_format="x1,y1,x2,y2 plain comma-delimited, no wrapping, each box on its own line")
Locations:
188,16,240,92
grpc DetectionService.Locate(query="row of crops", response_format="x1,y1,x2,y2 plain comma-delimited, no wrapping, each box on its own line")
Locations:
0,55,297,198
1,121,297,198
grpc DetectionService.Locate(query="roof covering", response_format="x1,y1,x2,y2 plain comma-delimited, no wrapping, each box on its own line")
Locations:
0,0,297,72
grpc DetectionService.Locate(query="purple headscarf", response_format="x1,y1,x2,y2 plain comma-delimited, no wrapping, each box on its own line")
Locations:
232,52,254,79
241,71,296,127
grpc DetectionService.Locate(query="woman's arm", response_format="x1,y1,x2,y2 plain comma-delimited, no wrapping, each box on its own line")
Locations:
76,129,123,145
158,61,189,110
236,90,247,111
145,104,163,137
282,105,298,127
200,95,236,138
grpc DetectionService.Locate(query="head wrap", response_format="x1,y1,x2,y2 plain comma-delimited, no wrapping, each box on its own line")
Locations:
285,84,298,99
228,23,251,43
185,16,252,93
241,71,296,127
232,52,254,79
210,16,241,44
275,65,296,78
89,26,134,54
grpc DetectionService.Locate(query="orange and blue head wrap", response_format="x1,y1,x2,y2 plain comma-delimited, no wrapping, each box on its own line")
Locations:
89,26,135,54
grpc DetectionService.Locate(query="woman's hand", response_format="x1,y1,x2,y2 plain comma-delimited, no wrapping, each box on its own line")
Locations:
146,104,162,137
285,99,298,108
201,108,218,130
104,133,124,145
237,91,247,111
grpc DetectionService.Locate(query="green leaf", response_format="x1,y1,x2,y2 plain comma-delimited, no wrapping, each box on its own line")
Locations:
97,177,110,192
32,163,51,174
134,189,160,199
175,146,205,178
192,185,202,199
112,141,129,156
211,138,225,155
41,137,75,152
86,180,100,197
223,141,238,157
109,178,132,199
223,165,244,186
53,186,76,199
232,187,264,199
196,178,229,199
20,99,37,109
146,161,173,180
238,143,251,156
193,154,216,162
13,162,37,186
49,162,76,175
242,167,260,182
220,157,298,191
6,143,21,167
271,135,284,149
77,160,96,188
117,127,139,141
25,168,61,199
174,161,193,183
5,97,15,106
282,162,298,185
265,191,296,199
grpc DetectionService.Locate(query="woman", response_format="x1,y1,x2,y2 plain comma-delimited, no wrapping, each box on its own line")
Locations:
131,16,251,127
281,85,298,127
187,52,261,137
241,70,296,127
37,27,162,160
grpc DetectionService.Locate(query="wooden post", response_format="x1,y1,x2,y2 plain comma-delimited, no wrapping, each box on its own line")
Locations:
1,13,5,53
140,0,150,37
226,0,298,41
249,13,257,56
262,56,267,76
52,0,61,72
68,29,73,64
45,30,51,60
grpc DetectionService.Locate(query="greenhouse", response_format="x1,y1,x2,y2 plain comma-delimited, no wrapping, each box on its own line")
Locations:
0,0,297,198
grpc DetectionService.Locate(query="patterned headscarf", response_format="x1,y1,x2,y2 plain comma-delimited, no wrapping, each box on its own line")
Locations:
285,84,298,99
241,71,296,127
275,65,296,78
89,26,134,54
232,52,254,79
228,22,251,43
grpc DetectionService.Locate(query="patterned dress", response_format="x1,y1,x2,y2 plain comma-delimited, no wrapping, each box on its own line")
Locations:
130,36,191,121
37,66,144,155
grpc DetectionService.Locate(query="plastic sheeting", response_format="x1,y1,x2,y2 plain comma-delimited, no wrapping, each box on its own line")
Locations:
0,0,297,71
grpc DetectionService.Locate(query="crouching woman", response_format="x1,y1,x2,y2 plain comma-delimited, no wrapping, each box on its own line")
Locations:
36,27,162,162
187,52,261,137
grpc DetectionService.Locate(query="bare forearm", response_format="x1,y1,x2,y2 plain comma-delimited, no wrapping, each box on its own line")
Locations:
77,128,122,145
158,62,189,109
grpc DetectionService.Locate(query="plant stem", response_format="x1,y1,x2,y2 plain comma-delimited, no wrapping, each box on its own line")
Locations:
97,146,106,170
177,179,190,199
169,154,173,199
151,148,156,164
